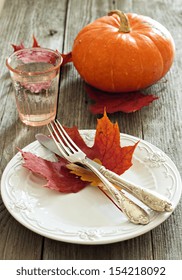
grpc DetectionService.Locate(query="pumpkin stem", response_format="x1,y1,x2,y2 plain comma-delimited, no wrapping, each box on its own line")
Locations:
108,10,130,33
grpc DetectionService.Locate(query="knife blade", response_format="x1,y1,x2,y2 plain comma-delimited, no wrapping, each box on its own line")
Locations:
35,133,99,169
35,133,173,212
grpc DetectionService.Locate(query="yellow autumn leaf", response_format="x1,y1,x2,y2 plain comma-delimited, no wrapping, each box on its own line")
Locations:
67,158,122,189
66,159,102,187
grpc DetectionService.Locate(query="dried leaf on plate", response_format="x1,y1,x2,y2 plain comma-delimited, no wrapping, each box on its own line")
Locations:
67,159,102,187
21,150,87,193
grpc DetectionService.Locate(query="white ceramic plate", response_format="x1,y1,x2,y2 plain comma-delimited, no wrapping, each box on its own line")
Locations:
1,130,181,244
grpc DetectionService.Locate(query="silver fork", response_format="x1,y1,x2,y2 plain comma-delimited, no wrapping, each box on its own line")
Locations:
47,120,150,225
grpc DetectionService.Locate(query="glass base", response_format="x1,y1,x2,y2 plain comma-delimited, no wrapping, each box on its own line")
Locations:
19,113,56,126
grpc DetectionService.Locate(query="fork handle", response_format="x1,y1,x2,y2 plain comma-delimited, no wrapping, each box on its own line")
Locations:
98,166,173,212
82,159,149,225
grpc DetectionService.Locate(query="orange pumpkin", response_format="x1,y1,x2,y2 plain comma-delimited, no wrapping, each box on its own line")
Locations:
72,10,175,93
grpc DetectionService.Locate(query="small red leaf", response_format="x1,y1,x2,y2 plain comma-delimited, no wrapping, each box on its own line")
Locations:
12,36,40,52
61,52,72,66
85,85,158,114
11,42,25,52
21,150,87,193
11,37,72,67
32,35,40,47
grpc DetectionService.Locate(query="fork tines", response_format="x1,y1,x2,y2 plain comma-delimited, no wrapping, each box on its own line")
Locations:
47,120,80,157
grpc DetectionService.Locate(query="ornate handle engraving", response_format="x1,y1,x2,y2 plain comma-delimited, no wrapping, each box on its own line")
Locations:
99,166,173,212
82,159,150,225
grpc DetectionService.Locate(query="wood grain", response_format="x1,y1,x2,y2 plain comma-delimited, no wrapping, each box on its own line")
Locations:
0,0,181,260
0,0,67,260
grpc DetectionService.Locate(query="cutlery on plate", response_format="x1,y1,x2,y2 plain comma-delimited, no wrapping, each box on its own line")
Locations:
36,132,173,214
45,120,150,225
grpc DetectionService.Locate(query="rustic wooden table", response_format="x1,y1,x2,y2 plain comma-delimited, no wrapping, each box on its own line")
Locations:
0,0,182,260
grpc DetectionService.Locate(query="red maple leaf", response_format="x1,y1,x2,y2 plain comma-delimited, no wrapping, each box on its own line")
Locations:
11,36,72,66
21,112,138,193
21,151,88,193
92,111,139,174
12,35,39,52
85,85,158,114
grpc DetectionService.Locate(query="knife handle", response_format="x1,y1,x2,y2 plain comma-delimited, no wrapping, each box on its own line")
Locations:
98,166,173,212
82,159,149,225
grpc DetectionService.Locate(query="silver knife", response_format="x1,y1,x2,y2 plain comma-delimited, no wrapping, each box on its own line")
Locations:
35,133,173,212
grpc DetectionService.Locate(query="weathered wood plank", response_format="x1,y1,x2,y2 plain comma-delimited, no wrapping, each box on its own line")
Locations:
0,0,67,259
43,233,153,260
130,0,182,260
